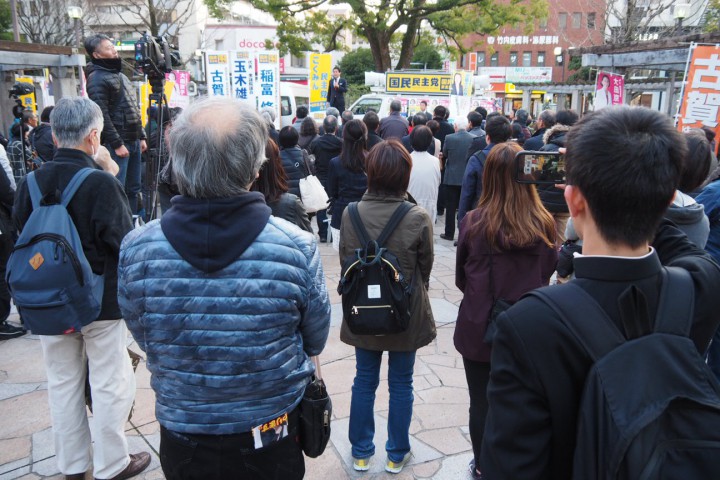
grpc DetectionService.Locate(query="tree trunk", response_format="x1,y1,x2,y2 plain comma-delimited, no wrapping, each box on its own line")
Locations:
148,0,159,36
365,28,392,71
395,18,420,70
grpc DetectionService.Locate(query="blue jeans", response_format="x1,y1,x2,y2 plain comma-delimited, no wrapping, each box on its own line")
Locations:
349,348,416,462
111,140,142,214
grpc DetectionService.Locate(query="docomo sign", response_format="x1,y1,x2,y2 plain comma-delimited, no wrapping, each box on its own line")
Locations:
238,38,281,49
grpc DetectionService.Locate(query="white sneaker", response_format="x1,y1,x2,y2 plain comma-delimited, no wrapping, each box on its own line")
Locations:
385,451,412,474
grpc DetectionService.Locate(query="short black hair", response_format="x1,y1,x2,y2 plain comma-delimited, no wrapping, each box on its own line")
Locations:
412,113,428,127
323,115,338,134
556,109,579,127
84,34,112,56
363,111,380,132
433,105,448,120
390,100,402,112
278,125,299,148
296,105,308,119
565,107,686,248
475,106,488,121
40,106,54,123
515,109,529,124
410,125,433,152
681,129,713,193
485,115,512,144
467,111,483,128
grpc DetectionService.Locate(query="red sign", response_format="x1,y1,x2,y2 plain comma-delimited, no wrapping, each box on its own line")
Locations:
678,44,720,154
468,52,477,74
279,57,285,75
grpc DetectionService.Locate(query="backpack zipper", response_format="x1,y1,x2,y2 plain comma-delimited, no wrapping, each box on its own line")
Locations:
352,305,394,314
15,234,85,286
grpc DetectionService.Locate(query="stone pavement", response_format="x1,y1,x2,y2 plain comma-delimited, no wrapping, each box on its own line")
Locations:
0,213,476,480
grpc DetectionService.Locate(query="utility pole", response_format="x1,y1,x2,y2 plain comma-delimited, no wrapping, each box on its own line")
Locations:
10,0,20,42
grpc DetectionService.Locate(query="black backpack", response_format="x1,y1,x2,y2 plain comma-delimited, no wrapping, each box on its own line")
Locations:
337,202,413,336
530,267,720,480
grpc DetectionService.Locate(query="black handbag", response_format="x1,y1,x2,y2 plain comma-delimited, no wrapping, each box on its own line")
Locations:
483,253,514,344
299,356,332,458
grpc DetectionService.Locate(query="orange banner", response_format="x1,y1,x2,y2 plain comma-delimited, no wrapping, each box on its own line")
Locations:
678,44,720,154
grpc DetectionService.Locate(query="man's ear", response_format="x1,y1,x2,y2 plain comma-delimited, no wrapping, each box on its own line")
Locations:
564,185,586,219
51,132,59,147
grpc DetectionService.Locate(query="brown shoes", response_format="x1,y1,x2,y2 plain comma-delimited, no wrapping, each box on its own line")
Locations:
94,452,151,480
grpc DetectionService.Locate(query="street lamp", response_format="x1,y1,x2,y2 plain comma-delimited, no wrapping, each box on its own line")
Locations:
674,4,690,36
554,46,565,83
67,6,83,48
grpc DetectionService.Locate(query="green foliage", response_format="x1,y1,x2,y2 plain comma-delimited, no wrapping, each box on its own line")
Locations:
346,84,371,106
411,42,443,70
339,48,376,85
566,55,593,84
0,0,11,33
705,0,720,33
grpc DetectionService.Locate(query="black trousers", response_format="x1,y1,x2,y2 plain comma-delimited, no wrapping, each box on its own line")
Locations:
444,185,462,237
160,408,305,480
0,233,13,323
463,357,491,471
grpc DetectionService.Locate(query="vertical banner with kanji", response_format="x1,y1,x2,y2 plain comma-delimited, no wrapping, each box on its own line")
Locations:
205,51,230,97
166,70,191,110
678,44,720,153
256,51,280,125
229,51,256,107
309,53,332,119
594,71,624,110
449,69,473,121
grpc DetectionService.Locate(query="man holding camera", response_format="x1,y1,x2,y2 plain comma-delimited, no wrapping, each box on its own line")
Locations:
85,34,147,215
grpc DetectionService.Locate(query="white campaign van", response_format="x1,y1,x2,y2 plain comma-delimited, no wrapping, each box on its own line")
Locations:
280,82,309,127
349,94,498,120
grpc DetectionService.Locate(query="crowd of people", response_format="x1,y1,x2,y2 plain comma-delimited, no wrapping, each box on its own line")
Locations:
2,38,720,480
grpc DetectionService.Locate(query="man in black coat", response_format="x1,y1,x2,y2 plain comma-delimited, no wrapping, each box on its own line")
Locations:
309,115,342,242
29,106,56,163
84,34,147,215
481,107,720,480
326,66,348,113
523,109,555,151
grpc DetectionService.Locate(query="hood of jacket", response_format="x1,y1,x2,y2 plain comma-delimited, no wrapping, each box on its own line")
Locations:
543,124,571,146
160,192,271,273
86,57,122,75
667,192,707,225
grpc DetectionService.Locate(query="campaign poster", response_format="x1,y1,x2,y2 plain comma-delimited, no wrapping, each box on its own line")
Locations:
594,70,624,110
165,70,191,110
229,51,256,107
678,44,720,154
256,51,280,125
205,51,231,97
309,53,332,119
450,69,474,120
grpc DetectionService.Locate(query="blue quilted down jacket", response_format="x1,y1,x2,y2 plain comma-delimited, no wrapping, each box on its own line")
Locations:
118,195,331,435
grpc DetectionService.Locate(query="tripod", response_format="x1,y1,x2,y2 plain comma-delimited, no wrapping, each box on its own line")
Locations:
143,75,169,221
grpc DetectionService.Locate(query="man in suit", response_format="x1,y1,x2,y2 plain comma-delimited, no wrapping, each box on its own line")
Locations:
379,100,409,140
440,117,475,241
480,107,720,479
326,67,348,113
418,100,432,122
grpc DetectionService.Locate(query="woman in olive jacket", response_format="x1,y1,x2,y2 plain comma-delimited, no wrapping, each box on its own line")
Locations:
338,139,435,474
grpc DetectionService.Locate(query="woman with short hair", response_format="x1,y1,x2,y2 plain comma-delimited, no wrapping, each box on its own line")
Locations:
454,141,557,479
339,139,435,475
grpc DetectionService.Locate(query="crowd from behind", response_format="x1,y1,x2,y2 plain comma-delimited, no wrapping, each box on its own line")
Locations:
2,44,720,480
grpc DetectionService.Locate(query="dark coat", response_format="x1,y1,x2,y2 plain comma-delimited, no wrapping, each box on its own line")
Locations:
339,193,436,351
481,222,720,480
434,119,456,148
379,113,409,140
13,148,133,320
454,211,557,362
86,59,145,149
279,146,308,198
522,127,547,151
269,193,312,232
327,156,367,229
465,134,488,162
29,123,55,163
458,143,496,223
538,124,571,213
367,131,383,150
442,130,475,186
326,77,348,112
309,133,342,186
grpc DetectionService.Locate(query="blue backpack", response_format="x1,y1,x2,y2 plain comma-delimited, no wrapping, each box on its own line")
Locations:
6,168,104,335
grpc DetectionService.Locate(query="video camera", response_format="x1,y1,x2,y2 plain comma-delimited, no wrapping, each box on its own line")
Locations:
8,82,35,120
134,32,180,92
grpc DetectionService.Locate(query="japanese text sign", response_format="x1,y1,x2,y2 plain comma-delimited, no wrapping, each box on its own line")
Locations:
230,51,256,106
594,71,624,110
386,72,452,95
256,51,280,115
309,53,331,116
205,51,230,97
165,70,191,109
678,44,720,151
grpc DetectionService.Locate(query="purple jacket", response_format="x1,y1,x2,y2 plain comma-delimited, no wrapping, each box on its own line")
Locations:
454,211,557,362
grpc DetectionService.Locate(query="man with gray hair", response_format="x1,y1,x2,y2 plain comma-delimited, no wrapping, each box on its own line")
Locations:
440,116,475,242
379,100,409,140
117,96,330,479
309,115,343,242
523,109,556,151
13,97,150,480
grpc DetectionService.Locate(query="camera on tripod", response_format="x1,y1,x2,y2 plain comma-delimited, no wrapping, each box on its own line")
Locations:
134,32,181,91
8,82,35,120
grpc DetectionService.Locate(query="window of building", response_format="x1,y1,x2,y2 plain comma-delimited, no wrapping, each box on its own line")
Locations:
587,12,596,29
559,12,567,30
490,53,499,66
477,52,486,67
572,12,582,29
215,39,225,50
539,17,548,29
510,51,518,66
523,51,532,66
290,54,306,67
537,51,545,67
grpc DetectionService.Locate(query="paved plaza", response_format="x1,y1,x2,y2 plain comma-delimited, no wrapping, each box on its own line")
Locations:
0,214,476,480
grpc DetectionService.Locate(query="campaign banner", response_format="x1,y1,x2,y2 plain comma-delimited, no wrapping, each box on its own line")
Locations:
166,70,191,110
205,51,231,97
450,69,473,120
309,53,332,118
256,51,280,119
678,44,720,153
594,71,624,110
229,51,256,106
386,72,452,95
505,67,553,83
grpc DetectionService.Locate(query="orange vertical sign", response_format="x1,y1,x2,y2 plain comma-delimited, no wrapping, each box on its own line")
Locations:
468,52,477,74
678,44,720,154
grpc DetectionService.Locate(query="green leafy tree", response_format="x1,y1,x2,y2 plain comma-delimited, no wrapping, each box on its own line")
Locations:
411,41,443,70
204,0,547,72
338,48,375,87
0,0,12,41
705,0,720,33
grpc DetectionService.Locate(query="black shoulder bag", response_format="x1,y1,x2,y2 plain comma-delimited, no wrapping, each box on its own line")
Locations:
483,252,514,344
